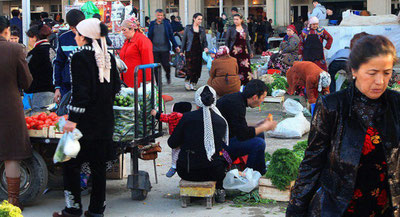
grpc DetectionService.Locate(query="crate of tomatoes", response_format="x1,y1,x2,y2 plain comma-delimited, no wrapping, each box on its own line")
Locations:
25,112,68,138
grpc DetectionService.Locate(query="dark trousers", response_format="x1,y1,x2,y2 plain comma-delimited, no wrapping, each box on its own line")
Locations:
264,33,270,51
177,158,227,189
63,140,108,216
226,133,266,175
328,60,347,93
153,51,171,84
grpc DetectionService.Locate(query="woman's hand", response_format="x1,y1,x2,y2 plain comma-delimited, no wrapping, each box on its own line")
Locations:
150,109,157,116
250,53,254,58
63,120,77,133
204,48,209,53
54,89,61,104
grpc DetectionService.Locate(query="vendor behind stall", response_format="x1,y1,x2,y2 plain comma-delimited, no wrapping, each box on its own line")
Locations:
268,25,300,75
168,86,229,203
299,16,333,71
217,80,277,175
287,61,331,104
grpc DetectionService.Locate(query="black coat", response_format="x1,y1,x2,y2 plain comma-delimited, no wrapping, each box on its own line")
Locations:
168,109,227,171
25,42,54,93
225,24,253,55
181,25,208,52
67,45,121,140
287,84,400,217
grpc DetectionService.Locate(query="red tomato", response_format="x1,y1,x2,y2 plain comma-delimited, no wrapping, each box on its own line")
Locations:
38,113,47,121
45,119,52,125
26,123,30,129
36,125,43,130
31,115,39,120
38,120,45,125
25,117,32,123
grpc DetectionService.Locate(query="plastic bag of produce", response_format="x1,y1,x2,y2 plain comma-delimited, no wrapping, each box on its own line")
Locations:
266,113,310,139
283,98,303,116
223,168,262,193
53,117,83,163
80,1,99,19
113,88,137,142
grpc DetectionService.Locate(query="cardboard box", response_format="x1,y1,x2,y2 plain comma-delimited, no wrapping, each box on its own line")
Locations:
107,154,127,180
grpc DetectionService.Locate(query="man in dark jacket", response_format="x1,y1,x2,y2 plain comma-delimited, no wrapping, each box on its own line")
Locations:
9,10,22,43
53,9,85,104
148,9,180,84
216,80,277,175
262,17,273,51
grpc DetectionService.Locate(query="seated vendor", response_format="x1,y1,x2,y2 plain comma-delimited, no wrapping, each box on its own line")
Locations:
286,61,331,105
268,25,300,75
216,79,277,175
168,86,229,203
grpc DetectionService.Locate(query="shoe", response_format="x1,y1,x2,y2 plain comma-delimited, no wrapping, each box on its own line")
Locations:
84,211,104,217
215,189,226,203
185,82,191,91
167,78,171,85
7,177,23,211
53,210,81,217
166,167,177,178
190,83,197,91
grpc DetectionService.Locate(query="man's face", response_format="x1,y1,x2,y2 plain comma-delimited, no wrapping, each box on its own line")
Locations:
10,35,19,43
156,12,164,22
313,2,318,7
231,10,238,15
248,92,267,108
327,9,333,16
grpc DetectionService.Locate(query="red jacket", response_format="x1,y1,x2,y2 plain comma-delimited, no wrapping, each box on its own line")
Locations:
156,112,183,135
119,32,154,87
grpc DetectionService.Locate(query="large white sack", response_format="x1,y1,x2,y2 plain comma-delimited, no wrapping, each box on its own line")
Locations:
267,113,310,139
340,14,399,26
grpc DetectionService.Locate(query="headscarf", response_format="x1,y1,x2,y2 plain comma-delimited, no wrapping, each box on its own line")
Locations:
209,48,217,54
287,24,297,35
195,86,229,161
308,16,319,26
76,18,111,83
121,16,143,33
216,46,230,58
318,71,331,92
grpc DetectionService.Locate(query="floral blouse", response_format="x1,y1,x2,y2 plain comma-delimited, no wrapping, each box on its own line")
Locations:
343,89,393,217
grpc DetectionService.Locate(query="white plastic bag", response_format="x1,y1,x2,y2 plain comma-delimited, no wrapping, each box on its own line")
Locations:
283,98,304,116
272,89,286,97
53,118,83,163
267,113,310,139
223,168,262,193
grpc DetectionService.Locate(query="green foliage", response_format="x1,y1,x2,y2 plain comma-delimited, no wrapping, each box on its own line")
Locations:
0,201,22,217
265,148,301,191
231,189,276,206
293,140,308,160
263,74,289,96
265,152,272,163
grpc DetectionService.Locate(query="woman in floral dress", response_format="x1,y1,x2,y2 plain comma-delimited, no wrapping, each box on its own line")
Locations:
225,14,253,85
287,35,400,217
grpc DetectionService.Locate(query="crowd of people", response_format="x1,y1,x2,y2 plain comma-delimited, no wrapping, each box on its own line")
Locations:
0,1,399,216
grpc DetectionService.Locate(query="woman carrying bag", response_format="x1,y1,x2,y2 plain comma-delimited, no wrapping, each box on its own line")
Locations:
53,18,121,217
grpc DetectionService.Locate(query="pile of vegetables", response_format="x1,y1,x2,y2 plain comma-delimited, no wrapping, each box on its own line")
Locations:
25,112,67,130
390,82,400,92
0,200,22,217
114,95,134,107
260,73,289,96
231,189,276,207
265,140,308,190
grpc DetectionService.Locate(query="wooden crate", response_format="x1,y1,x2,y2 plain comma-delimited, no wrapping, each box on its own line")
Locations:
259,177,294,202
48,126,64,139
264,96,285,103
179,180,216,209
28,128,49,138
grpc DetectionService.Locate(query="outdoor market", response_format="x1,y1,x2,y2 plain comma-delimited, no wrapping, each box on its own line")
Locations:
0,0,399,216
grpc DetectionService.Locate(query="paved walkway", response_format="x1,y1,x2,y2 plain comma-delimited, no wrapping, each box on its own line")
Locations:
23,66,306,217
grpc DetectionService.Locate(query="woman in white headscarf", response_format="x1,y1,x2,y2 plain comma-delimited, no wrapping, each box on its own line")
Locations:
53,18,121,217
168,85,230,203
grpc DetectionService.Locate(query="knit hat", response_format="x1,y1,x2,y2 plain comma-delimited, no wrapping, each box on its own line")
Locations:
195,86,229,161
76,18,111,83
172,102,192,113
287,24,297,34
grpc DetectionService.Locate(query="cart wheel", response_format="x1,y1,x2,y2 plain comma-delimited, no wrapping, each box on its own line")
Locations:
131,189,148,201
0,150,48,205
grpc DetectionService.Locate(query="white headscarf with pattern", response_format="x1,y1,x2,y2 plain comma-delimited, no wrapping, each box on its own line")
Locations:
195,86,229,161
76,18,111,83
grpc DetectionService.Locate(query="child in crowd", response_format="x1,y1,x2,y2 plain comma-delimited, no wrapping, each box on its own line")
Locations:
202,47,217,71
151,102,192,177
